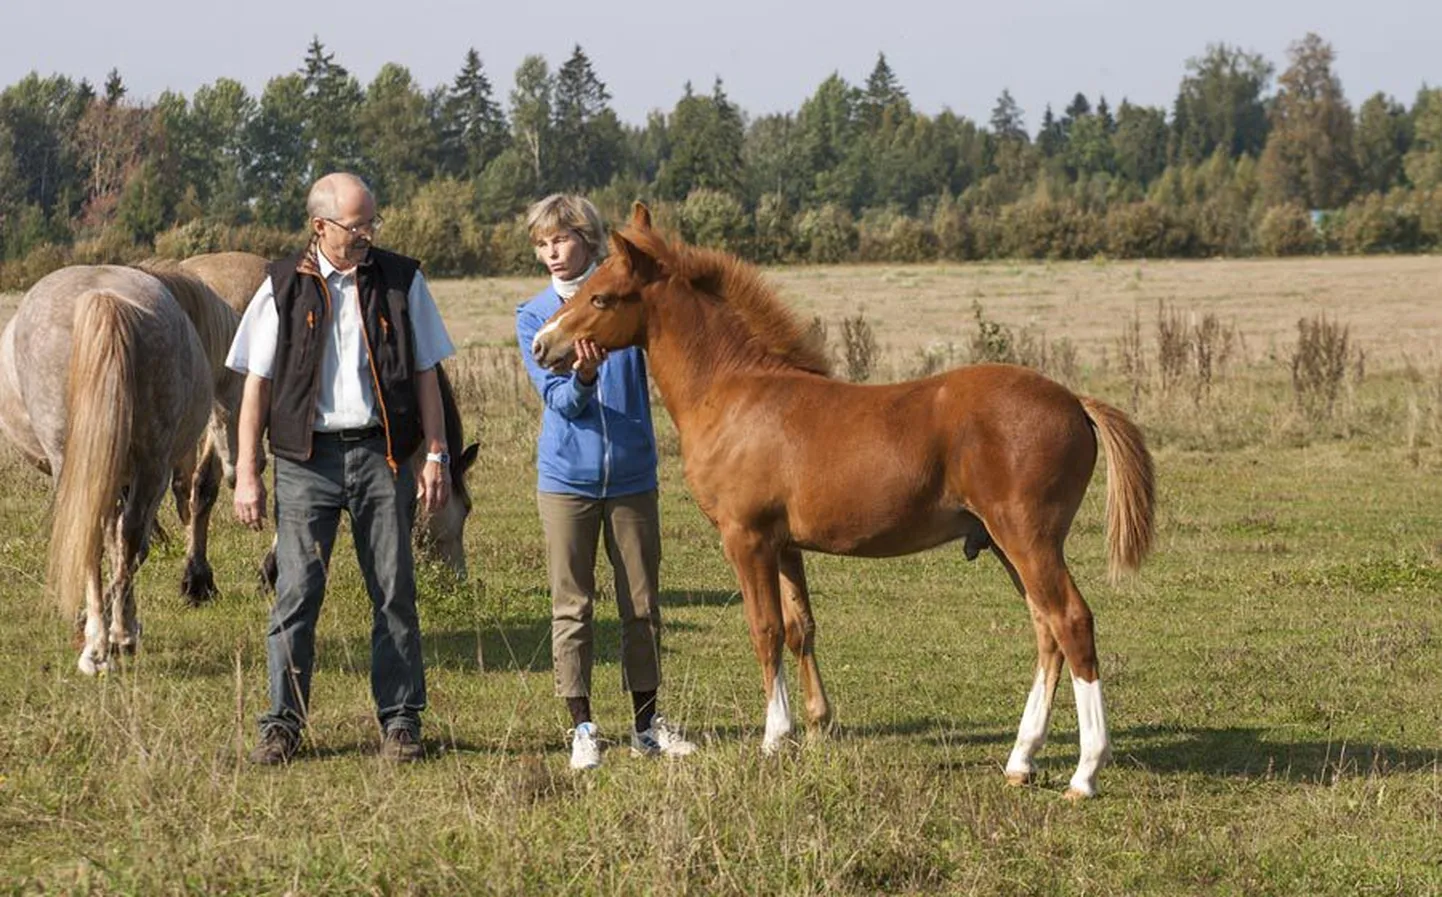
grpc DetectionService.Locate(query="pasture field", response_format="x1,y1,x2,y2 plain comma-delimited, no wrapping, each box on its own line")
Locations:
2,256,1442,895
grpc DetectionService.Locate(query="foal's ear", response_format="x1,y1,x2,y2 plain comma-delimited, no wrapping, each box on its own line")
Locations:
631,202,653,230
612,231,661,281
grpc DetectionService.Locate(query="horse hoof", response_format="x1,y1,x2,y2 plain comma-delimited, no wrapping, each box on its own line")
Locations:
181,567,218,605
77,653,109,677
1062,785,1096,802
1004,770,1034,788
761,735,794,757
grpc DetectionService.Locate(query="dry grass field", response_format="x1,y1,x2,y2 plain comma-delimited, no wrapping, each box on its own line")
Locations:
1,254,1441,894
415,255,1442,366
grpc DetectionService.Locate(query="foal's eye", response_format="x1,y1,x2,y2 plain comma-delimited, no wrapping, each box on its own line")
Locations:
590,293,611,309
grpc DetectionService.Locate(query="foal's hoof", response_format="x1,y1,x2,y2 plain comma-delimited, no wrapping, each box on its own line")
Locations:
1004,770,1035,788
181,564,218,605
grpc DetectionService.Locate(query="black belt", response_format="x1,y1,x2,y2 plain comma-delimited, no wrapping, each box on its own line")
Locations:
316,425,383,442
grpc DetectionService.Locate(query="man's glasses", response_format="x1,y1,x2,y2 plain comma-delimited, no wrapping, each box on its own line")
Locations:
320,215,383,237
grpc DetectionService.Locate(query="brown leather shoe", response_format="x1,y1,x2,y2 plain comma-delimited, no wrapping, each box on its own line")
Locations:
379,727,425,763
248,727,299,766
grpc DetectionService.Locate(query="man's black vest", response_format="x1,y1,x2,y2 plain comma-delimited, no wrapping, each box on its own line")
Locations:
266,245,423,468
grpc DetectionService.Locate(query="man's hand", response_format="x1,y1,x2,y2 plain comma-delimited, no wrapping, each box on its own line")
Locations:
573,338,608,384
419,458,450,514
234,468,268,531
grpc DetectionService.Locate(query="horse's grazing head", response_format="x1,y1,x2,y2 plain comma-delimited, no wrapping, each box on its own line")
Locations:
416,441,480,579
532,203,664,373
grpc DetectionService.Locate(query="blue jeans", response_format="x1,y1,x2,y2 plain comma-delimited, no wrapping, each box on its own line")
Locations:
260,431,426,740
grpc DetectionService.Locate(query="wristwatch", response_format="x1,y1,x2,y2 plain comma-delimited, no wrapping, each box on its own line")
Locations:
425,451,450,466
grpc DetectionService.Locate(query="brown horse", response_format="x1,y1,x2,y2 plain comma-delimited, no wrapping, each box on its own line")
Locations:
0,265,218,674
180,250,480,578
134,259,244,601
531,205,1155,799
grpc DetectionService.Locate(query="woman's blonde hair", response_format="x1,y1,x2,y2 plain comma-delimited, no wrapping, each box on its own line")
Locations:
525,194,609,261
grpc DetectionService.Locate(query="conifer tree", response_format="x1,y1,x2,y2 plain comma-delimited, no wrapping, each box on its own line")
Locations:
1353,92,1411,193
551,45,621,190
439,48,508,181
300,37,364,178
989,89,1027,142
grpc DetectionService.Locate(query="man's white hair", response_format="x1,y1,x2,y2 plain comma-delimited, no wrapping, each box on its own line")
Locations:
307,172,373,220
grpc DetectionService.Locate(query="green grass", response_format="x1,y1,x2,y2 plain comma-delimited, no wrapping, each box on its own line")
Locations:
3,271,1442,894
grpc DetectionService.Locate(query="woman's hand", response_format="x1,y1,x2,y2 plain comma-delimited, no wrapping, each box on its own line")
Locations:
573,339,608,384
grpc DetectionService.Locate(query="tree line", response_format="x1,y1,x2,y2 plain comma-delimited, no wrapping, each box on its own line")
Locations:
1,34,1439,286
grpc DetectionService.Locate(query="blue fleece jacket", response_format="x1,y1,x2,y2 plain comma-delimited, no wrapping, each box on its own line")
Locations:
516,286,658,498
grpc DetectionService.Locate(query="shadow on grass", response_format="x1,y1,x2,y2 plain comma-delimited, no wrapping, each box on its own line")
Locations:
1113,723,1442,783
929,723,1442,784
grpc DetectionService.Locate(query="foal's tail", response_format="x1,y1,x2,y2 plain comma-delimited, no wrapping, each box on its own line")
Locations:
1078,396,1155,582
49,291,140,620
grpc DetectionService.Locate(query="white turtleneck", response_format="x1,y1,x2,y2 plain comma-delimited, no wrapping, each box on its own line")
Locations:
552,262,597,300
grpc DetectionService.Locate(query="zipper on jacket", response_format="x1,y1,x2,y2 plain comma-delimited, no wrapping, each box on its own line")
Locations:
354,289,399,474
598,371,612,498
303,270,333,462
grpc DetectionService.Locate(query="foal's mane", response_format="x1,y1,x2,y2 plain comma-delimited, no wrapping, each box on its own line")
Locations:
625,227,832,377
133,259,240,373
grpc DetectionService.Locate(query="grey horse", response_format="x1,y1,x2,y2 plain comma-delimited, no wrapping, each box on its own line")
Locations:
0,265,223,674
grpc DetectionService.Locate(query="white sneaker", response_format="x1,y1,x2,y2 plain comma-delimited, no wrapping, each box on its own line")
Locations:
569,721,602,770
631,715,697,758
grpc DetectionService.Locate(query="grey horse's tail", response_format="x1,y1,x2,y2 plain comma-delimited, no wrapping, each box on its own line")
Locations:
49,291,141,620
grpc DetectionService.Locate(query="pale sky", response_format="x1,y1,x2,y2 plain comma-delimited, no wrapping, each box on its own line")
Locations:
2,0,1437,129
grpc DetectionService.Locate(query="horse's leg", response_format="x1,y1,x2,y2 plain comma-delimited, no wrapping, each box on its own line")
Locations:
778,547,830,739
180,448,221,603
995,546,1066,787
107,472,166,656
77,555,109,676
171,443,197,526
722,526,790,754
1004,542,1110,799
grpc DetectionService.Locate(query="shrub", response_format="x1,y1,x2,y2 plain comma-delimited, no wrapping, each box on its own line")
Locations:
678,188,748,253
1291,314,1352,420
998,199,1102,260
1104,202,1194,258
751,193,795,263
381,178,489,276
1338,194,1403,254
1257,204,1318,257
152,220,300,260
841,313,878,382
487,218,537,276
1156,301,1191,396
968,301,1016,364
794,204,856,264
930,194,975,261
856,208,936,263
70,225,147,266
0,242,70,291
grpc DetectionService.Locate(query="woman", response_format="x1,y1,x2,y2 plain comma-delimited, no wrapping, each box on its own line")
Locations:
514,194,695,770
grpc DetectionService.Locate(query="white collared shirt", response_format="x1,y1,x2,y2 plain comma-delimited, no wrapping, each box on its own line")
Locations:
224,250,456,431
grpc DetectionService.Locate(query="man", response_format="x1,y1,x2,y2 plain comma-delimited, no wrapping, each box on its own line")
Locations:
227,172,454,764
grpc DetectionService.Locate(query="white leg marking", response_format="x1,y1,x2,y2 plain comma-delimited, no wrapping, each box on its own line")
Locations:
78,612,108,676
762,671,792,755
1005,667,1052,781
1067,676,1112,798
